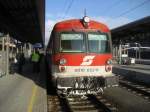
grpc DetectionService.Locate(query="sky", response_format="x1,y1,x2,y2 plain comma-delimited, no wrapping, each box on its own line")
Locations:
45,0,150,45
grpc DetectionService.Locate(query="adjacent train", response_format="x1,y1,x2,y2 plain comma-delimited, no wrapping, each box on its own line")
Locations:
46,16,118,95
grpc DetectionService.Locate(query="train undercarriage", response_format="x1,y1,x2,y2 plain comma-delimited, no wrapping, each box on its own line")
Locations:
55,75,119,96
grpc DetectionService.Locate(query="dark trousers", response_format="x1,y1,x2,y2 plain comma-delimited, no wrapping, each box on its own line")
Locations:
33,62,39,73
18,64,23,73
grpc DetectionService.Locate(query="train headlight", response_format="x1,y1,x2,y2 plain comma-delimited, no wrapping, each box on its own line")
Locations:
105,59,112,72
83,16,90,23
83,16,90,28
60,58,67,65
106,59,112,65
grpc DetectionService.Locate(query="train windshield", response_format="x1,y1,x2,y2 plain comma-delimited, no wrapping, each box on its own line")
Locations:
88,34,110,53
60,33,85,52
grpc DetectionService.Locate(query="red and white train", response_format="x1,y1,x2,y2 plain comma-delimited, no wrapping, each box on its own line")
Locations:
46,16,118,95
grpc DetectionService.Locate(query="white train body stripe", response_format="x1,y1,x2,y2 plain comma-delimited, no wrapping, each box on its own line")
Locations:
51,65,112,78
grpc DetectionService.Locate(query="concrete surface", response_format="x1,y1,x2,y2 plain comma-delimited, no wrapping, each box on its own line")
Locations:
113,64,150,84
104,87,150,112
0,59,47,112
136,59,150,65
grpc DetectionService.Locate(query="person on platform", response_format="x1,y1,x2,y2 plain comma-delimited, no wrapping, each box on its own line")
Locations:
31,49,40,73
18,53,25,73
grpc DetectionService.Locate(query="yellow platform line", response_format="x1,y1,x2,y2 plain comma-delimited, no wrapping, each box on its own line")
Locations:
27,84,37,112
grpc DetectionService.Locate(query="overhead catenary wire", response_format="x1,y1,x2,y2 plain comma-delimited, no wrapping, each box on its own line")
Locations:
116,0,150,18
105,0,150,28
102,0,123,15
58,0,68,19
62,0,74,19
62,0,68,11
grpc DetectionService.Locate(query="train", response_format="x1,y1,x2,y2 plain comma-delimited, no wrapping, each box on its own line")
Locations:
46,16,118,95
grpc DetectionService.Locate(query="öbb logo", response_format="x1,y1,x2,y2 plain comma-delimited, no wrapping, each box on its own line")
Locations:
81,56,95,66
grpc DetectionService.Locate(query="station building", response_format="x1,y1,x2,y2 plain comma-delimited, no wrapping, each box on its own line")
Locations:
111,16,150,59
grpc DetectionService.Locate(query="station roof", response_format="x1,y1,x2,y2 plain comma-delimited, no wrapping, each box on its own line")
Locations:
111,16,150,44
0,0,45,44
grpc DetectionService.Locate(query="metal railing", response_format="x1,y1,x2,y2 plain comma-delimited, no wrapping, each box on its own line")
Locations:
0,51,6,77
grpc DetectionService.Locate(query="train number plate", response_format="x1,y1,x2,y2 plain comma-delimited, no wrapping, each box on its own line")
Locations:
74,68,99,72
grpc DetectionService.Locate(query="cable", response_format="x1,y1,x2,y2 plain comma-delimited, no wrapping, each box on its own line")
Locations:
105,0,150,29
58,0,68,19
62,0,74,19
103,0,123,15
62,0,68,11
116,0,150,18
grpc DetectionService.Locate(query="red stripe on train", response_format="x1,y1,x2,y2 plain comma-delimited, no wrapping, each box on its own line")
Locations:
52,53,112,66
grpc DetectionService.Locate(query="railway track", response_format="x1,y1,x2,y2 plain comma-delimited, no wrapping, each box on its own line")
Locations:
47,94,118,112
119,78,150,101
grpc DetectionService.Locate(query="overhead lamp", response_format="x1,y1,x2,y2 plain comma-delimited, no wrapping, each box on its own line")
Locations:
83,16,90,23
82,16,90,28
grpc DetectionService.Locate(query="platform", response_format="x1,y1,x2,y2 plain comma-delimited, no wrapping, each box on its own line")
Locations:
113,64,150,84
104,87,150,112
135,59,150,65
0,58,47,112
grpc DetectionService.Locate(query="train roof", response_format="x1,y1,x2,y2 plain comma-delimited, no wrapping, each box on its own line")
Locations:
53,19,110,33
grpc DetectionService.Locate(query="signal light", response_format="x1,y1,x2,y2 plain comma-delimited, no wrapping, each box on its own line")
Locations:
59,66,66,72
105,59,112,72
105,65,112,72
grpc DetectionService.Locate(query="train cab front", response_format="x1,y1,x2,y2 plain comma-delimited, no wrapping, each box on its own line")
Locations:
49,17,119,95
51,55,118,95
